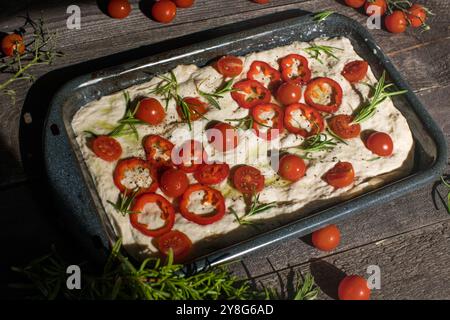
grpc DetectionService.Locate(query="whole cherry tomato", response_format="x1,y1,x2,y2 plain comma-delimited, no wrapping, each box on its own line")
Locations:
364,0,387,16
312,225,341,251
385,10,408,33
173,0,195,8
152,0,177,23
1,34,25,56
278,154,306,182
338,275,371,300
277,82,302,106
160,168,189,198
107,0,132,19
135,98,166,125
325,162,355,189
344,0,365,8
365,131,394,156
406,4,427,28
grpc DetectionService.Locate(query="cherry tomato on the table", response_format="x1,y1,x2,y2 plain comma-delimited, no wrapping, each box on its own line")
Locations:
385,10,408,33
344,0,365,8
231,79,271,109
304,77,343,113
180,184,226,225
129,193,175,238
143,135,174,166
216,56,243,78
278,154,306,182
279,54,311,85
159,168,189,198
135,98,165,125
284,103,324,137
173,0,195,8
177,97,208,122
232,165,265,195
276,82,302,106
1,33,25,57
325,162,355,189
311,224,341,251
207,122,239,152
365,131,394,156
91,135,122,162
174,140,207,173
247,61,281,90
113,157,158,195
107,0,131,19
327,115,361,139
157,230,192,262
252,0,270,4
194,163,230,185
152,0,177,23
406,4,427,28
251,103,284,141
341,60,368,83
338,275,371,300
364,0,387,16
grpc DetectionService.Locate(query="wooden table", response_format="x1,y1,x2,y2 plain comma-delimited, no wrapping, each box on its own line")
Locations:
1,0,449,299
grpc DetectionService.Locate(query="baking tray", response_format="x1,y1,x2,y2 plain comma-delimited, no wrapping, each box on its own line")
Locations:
44,12,447,268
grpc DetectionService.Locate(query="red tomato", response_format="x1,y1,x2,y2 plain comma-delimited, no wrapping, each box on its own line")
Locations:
364,0,387,16
1,33,25,57
91,135,122,162
179,184,226,225
252,0,270,3
406,4,427,28
327,115,361,139
173,0,194,8
385,10,408,33
276,82,302,106
135,98,166,125
143,135,174,166
129,193,175,238
232,165,265,194
304,77,343,113
247,61,281,90
157,230,192,263
152,0,177,23
341,60,369,83
279,54,311,85
251,103,284,141
174,140,207,173
284,103,324,137
325,162,355,189
113,157,158,195
344,0,365,8
107,0,131,19
216,56,243,78
177,97,208,122
159,168,189,198
231,80,272,109
311,225,341,251
365,132,393,156
278,154,306,182
338,275,371,300
194,163,230,185
207,122,239,152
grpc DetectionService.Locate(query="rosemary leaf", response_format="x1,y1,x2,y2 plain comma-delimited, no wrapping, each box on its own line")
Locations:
305,44,342,64
198,78,235,110
231,193,276,225
298,133,337,152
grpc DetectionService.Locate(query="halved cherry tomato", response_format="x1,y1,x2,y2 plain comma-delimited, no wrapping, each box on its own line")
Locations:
91,135,122,162
325,162,355,189
251,103,284,141
365,132,393,156
342,60,368,83
338,275,371,300
232,165,265,194
207,122,239,152
311,225,341,251
1,34,25,57
278,154,306,182
107,0,131,19
135,98,166,125
143,135,174,166
160,168,189,198
177,97,208,122
385,10,408,33
129,193,175,238
174,140,207,173
279,54,311,85
304,77,343,113
284,103,324,137
157,230,192,262
276,81,302,106
152,0,177,23
364,0,387,16
216,56,243,78
406,4,427,28
247,61,281,90
344,0,365,8
194,163,230,185
173,0,195,8
180,184,226,225
231,80,271,109
113,157,158,195
327,115,361,139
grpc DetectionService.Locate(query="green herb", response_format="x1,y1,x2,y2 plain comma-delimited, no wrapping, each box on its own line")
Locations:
367,157,381,162
305,44,342,64
352,71,408,124
225,115,254,130
297,133,337,152
175,94,209,130
313,10,335,22
326,127,348,145
231,193,276,225
267,272,319,300
440,176,450,214
198,78,235,110
149,71,178,110
107,189,140,216
108,91,146,140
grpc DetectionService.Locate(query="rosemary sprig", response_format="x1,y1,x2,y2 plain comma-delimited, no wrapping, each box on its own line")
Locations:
297,133,337,152
293,273,319,300
107,189,140,216
305,44,342,64
440,176,450,214
149,71,178,110
352,71,408,124
231,193,276,225
225,115,254,130
313,10,335,22
198,78,235,110
108,91,146,140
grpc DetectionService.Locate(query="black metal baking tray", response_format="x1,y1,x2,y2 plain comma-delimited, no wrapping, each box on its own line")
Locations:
44,12,447,268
